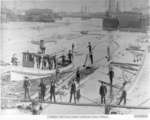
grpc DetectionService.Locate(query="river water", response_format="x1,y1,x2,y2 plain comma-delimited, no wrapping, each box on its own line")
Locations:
1,18,104,64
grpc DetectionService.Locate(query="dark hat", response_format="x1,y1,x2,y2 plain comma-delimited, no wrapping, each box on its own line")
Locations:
24,76,29,79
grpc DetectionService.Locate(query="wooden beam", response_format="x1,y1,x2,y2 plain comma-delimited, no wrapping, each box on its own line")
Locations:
98,80,120,89
110,62,141,67
111,64,139,71
126,48,144,52
19,100,150,109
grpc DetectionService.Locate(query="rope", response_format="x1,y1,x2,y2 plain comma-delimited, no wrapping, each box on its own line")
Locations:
138,98,150,106
80,94,98,105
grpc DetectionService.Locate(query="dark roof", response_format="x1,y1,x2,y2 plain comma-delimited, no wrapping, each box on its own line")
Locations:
22,52,52,57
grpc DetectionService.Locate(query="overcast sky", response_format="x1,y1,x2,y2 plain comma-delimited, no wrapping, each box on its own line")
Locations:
2,0,149,12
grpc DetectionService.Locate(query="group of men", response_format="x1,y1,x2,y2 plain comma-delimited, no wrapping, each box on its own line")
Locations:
38,78,56,103
23,66,81,104
99,68,127,105
23,42,127,106
23,76,56,102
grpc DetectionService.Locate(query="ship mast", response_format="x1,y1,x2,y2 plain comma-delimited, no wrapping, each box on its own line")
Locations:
108,0,116,14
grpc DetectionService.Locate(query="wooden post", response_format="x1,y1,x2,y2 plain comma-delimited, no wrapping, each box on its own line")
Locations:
34,56,37,69
105,104,110,114
107,31,114,99
40,56,43,69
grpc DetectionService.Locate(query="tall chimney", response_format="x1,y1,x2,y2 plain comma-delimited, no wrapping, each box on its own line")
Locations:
108,0,117,14
40,40,46,54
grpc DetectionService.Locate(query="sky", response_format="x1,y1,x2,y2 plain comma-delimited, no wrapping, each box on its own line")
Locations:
2,0,149,12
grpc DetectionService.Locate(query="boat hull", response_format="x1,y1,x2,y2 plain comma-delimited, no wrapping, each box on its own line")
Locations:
102,17,119,31
10,63,74,81
103,12,149,32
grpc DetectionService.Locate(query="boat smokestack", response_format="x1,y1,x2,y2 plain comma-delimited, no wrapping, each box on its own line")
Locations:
40,40,46,54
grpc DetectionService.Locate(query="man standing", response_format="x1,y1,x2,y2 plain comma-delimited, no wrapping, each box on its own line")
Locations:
108,67,114,84
118,89,127,105
23,76,31,100
108,67,114,96
118,82,127,105
68,50,73,63
69,79,76,104
99,82,107,104
88,42,93,64
76,67,80,83
50,80,56,103
39,79,46,102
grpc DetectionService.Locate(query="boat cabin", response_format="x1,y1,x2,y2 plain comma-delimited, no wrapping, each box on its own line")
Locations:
22,51,72,70
22,52,56,70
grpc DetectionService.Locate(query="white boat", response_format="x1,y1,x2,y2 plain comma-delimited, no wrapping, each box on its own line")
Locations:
10,63,74,81
9,40,74,81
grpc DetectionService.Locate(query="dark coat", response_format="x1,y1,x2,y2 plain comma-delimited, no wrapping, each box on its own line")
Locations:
88,44,92,53
99,85,107,96
70,82,76,93
50,81,55,93
39,83,46,93
76,70,80,82
23,79,30,89
109,70,114,78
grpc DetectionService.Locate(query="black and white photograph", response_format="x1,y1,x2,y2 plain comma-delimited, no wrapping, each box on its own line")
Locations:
0,0,150,117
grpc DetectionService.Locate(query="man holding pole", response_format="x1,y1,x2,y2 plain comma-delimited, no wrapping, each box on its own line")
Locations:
23,76,31,100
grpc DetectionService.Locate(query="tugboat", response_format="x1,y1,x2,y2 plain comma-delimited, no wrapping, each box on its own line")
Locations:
9,40,74,81
102,0,148,32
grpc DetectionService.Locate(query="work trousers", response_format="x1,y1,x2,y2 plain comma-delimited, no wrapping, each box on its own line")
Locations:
40,90,45,101
69,92,76,104
90,54,93,64
101,95,106,104
118,94,126,105
24,88,30,100
50,91,56,102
